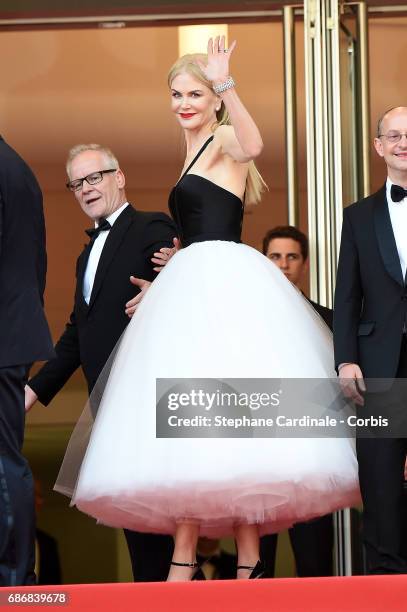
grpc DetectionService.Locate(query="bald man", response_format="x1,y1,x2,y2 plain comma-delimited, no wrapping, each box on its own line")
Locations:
334,106,407,574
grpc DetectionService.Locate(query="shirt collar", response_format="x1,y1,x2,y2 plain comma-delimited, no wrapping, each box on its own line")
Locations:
386,177,394,198
95,202,129,228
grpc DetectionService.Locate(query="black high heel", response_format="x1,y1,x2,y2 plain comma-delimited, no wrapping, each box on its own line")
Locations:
170,560,206,581
237,560,266,579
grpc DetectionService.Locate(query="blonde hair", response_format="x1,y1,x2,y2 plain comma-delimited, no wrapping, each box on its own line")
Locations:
66,144,119,178
168,53,267,205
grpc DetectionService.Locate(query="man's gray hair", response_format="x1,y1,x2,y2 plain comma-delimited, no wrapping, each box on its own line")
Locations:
66,144,119,177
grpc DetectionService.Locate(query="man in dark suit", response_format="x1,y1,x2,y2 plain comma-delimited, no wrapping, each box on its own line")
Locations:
260,225,334,577
25,143,176,581
0,137,55,586
34,479,62,585
334,106,407,574
262,226,333,330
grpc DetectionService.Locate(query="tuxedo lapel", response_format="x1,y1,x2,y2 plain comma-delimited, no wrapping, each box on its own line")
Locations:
88,205,134,311
75,243,92,307
373,186,404,287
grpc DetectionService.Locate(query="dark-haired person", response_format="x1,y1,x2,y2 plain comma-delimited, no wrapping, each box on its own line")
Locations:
0,137,55,585
260,225,334,577
262,225,332,327
334,106,407,574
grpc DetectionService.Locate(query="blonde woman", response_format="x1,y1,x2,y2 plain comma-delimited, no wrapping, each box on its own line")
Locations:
57,37,360,581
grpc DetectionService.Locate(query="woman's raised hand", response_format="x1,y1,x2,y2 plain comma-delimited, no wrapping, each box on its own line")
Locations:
196,36,236,84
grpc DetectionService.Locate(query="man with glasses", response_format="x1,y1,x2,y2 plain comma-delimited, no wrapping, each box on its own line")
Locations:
25,143,176,581
334,106,407,574
0,137,55,586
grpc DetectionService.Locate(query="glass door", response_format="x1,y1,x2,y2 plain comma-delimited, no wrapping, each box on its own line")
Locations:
304,0,370,308
303,0,370,575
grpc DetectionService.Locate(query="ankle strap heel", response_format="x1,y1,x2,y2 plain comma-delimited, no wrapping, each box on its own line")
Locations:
170,561,198,568
237,560,265,579
170,560,205,580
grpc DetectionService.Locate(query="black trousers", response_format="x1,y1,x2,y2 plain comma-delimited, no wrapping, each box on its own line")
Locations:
124,530,173,581
0,365,36,586
356,337,407,574
260,514,334,577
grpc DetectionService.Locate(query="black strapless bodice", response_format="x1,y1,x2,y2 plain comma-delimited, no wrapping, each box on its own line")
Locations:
169,175,243,247
168,136,243,247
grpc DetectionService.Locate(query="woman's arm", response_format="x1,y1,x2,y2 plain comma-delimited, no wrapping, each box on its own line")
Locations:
198,36,263,162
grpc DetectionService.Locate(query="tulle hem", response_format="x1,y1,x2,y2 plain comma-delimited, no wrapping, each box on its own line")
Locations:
69,475,360,537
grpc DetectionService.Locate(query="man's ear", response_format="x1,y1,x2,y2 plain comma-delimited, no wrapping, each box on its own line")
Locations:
116,168,126,188
373,137,384,158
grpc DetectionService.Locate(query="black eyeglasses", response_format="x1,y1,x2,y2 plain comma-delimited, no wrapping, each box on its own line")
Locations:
378,131,407,144
66,169,117,192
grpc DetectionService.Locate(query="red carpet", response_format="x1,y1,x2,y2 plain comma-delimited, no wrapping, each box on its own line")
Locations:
1,576,406,611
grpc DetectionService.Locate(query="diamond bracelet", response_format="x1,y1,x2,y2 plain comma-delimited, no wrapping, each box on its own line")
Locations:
213,76,235,95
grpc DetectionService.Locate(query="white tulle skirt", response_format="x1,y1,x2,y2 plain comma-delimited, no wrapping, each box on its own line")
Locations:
56,241,360,537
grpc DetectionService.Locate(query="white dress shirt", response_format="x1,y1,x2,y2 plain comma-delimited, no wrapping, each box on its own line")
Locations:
83,202,129,304
386,178,407,281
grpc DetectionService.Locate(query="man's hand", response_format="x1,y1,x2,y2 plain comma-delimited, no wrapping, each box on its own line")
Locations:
338,363,366,406
125,277,151,318
25,385,38,413
151,237,180,272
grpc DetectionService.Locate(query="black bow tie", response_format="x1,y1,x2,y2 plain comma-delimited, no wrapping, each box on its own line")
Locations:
391,184,407,203
85,218,111,240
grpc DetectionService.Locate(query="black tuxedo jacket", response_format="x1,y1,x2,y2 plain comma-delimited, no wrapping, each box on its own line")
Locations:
334,185,407,378
308,299,333,330
29,204,176,403
0,137,54,368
